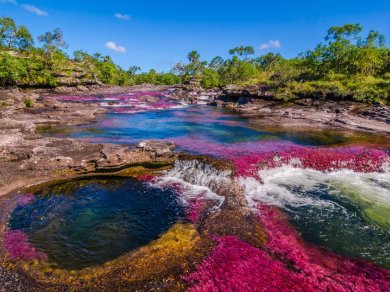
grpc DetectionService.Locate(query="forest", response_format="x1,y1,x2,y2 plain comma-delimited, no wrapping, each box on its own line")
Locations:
1,17,389,104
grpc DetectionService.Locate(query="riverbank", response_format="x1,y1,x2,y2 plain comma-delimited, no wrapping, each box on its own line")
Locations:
0,85,175,197
176,84,390,134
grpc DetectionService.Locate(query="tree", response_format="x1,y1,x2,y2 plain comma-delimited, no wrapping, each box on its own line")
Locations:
302,23,386,77
254,53,284,70
209,56,224,71
127,65,141,75
171,62,188,77
0,17,33,50
201,68,221,88
187,50,200,64
186,50,206,77
229,46,255,60
38,28,68,60
14,26,34,51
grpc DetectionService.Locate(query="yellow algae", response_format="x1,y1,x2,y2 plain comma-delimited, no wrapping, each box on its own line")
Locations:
2,223,211,290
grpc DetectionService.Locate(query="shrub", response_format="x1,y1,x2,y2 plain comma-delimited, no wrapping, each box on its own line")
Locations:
23,97,34,108
0,53,27,86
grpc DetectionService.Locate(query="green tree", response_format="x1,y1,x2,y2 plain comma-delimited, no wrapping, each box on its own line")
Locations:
229,46,255,60
201,68,221,88
38,28,68,61
302,23,386,77
209,56,224,71
0,17,33,50
187,50,203,76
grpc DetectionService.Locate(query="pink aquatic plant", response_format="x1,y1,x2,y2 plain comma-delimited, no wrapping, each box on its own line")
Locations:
184,235,308,291
3,230,47,261
172,138,389,177
186,198,204,222
16,193,35,206
173,139,301,158
257,205,390,291
45,90,181,114
184,206,390,291
137,174,158,182
232,146,389,177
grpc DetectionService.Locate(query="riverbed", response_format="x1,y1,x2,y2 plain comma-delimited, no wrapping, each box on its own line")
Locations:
1,89,389,290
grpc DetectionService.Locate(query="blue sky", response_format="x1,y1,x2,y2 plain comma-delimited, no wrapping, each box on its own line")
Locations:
1,0,389,72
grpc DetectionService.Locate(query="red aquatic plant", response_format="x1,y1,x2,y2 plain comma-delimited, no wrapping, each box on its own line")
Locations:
257,205,390,291
184,206,390,291
3,230,47,262
233,147,389,177
186,198,204,222
172,139,389,177
137,174,158,182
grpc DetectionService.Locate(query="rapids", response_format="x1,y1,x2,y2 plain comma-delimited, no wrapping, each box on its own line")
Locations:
41,91,390,269
5,90,388,289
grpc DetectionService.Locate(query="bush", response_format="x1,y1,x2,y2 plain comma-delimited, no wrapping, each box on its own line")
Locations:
23,97,34,108
201,68,221,88
0,53,27,86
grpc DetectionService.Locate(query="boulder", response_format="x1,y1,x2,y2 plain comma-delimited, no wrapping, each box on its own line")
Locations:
137,140,175,157
138,95,160,103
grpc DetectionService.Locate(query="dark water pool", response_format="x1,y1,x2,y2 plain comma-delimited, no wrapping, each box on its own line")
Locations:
9,177,184,269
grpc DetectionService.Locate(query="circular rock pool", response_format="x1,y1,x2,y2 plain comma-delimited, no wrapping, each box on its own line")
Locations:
8,177,184,270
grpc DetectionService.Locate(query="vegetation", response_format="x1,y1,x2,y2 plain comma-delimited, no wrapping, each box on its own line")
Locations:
0,16,389,104
23,97,34,108
0,17,179,88
174,24,389,104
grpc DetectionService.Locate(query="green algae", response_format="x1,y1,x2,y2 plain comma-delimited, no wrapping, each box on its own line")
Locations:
333,183,390,232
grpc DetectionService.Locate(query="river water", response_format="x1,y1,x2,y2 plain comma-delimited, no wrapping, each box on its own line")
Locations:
7,90,390,281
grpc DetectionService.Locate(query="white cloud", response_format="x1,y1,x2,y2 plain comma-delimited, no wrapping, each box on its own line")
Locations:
22,4,48,16
260,40,281,50
0,0,17,4
114,13,130,20
105,41,126,53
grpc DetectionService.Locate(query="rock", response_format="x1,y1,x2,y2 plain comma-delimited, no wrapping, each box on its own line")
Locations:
237,96,251,105
76,85,89,92
137,140,175,157
138,95,160,103
0,118,36,134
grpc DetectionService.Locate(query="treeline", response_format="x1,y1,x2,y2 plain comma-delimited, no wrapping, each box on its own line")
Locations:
175,24,389,104
1,17,389,104
0,17,179,88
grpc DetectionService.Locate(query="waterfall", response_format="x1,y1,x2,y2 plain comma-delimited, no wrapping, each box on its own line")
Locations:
152,159,230,208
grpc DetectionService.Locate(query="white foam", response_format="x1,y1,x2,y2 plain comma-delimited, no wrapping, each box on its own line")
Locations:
152,160,228,208
239,166,390,211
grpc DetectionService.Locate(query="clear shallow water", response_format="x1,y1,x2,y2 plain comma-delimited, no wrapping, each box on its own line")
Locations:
8,177,184,269
35,92,390,270
39,105,390,149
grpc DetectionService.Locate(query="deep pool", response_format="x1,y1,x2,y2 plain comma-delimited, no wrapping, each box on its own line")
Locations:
8,177,184,269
